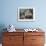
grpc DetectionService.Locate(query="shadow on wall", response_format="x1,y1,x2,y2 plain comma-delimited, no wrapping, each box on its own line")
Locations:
0,24,7,43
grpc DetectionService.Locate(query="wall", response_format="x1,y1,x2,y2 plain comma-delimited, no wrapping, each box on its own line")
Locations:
0,0,46,30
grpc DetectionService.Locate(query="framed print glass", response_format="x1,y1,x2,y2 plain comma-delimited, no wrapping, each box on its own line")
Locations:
18,7,35,21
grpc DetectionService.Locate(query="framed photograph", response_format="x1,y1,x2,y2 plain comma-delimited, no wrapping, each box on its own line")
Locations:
18,7,35,21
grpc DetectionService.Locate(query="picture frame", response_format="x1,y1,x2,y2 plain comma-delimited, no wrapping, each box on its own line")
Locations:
18,7,35,21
